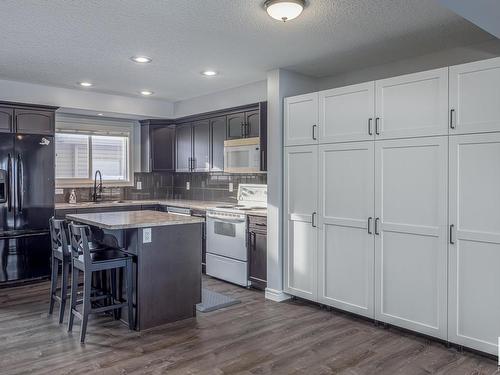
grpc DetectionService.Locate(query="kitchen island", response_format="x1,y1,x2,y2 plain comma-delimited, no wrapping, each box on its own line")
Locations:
66,210,204,330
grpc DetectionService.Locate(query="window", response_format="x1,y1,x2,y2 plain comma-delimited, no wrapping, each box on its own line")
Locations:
56,132,131,186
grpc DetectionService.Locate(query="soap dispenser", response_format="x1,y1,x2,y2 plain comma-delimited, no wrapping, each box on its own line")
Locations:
69,189,77,204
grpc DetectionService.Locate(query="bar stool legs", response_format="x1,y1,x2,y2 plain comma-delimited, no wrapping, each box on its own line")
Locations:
48,256,59,316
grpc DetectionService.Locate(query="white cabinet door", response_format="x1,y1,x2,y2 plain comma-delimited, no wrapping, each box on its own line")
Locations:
318,142,375,318
448,133,500,355
283,145,318,300
450,57,500,135
375,68,448,139
319,82,375,143
284,93,318,146
374,137,448,339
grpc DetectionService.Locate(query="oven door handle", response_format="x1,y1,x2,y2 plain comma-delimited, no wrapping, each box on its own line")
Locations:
207,215,246,224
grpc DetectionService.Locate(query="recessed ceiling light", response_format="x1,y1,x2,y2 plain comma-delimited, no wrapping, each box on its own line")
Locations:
97,113,104,116
79,81,93,87
201,70,218,77
140,90,154,96
265,0,305,22
130,56,152,64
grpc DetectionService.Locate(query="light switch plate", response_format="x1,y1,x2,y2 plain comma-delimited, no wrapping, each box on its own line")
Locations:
136,181,142,190
186,181,190,190
228,183,233,192
143,228,152,243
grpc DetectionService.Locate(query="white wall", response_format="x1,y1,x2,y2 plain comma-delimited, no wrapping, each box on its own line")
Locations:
173,80,267,118
265,69,318,302
0,79,174,119
318,39,500,90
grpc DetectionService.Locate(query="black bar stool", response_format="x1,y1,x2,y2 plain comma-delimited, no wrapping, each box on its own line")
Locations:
48,217,71,324
67,223,134,343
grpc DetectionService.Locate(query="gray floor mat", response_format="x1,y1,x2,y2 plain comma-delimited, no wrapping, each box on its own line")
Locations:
196,288,241,313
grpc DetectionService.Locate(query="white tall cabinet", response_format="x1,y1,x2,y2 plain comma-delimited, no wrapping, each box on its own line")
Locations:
448,133,500,355
374,137,448,339
318,142,375,318
283,145,318,300
283,57,500,355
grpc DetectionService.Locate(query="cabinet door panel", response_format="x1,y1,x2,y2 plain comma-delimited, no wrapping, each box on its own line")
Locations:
375,137,447,339
227,113,245,139
210,116,226,171
245,110,260,138
284,93,318,146
284,145,318,300
15,109,54,135
449,133,500,355
375,68,448,139
176,124,192,172
249,229,267,288
319,82,375,143
318,142,374,317
193,120,210,172
150,125,175,172
0,107,13,133
450,57,500,135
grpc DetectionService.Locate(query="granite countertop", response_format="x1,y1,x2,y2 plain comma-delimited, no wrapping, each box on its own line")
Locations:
56,199,268,217
56,199,229,211
66,210,205,230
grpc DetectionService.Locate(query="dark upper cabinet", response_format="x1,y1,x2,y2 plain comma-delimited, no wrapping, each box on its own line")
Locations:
0,107,13,133
245,110,260,138
14,108,55,135
192,120,210,172
226,112,245,139
176,123,193,172
150,125,175,172
210,116,226,171
248,215,267,290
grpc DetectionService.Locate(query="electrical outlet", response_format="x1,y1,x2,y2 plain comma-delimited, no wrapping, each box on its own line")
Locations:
136,181,142,190
186,181,190,190
55,188,64,195
228,183,233,192
143,228,152,243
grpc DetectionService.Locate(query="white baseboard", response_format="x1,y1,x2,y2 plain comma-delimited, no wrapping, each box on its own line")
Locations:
265,288,291,302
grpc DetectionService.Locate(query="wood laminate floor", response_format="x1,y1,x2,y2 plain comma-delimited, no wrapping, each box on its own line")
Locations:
0,276,498,375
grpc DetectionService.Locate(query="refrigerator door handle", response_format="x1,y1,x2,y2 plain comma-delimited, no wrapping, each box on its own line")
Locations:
17,154,23,212
7,153,12,212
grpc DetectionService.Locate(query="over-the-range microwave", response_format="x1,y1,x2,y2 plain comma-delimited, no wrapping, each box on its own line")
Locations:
224,137,261,173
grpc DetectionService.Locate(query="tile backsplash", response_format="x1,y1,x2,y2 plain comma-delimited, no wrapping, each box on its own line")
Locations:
56,172,267,204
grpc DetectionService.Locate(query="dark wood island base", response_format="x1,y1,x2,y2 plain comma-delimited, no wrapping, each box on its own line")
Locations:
66,211,203,331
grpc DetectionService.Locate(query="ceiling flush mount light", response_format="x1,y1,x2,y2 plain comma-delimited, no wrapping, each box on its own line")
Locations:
97,113,104,116
130,56,152,64
78,81,93,87
201,70,218,77
265,0,305,22
140,90,154,96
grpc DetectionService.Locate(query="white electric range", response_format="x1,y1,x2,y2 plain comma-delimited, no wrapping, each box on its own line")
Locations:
206,184,267,286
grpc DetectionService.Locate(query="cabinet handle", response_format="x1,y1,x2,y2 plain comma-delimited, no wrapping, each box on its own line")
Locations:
241,122,245,137
375,118,380,135
368,118,373,136
374,217,380,235
249,231,256,249
311,212,317,228
245,122,249,137
312,125,317,140
367,217,373,234
260,150,266,171
450,109,456,129
450,224,455,244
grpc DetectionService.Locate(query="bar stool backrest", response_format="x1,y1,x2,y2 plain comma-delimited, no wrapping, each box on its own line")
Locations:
49,217,71,258
68,223,93,265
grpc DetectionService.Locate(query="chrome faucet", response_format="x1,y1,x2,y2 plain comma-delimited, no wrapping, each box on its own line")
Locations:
93,170,103,202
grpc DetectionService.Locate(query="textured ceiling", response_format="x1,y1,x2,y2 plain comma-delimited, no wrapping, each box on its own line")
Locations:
0,0,493,102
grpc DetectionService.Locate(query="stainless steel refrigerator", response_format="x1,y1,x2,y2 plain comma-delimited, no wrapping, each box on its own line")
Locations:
0,133,54,285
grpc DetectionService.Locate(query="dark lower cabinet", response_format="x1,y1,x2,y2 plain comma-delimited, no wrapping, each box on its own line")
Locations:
191,209,207,273
248,215,267,290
